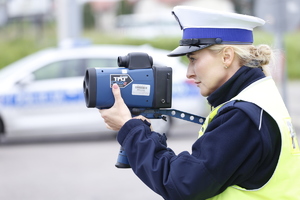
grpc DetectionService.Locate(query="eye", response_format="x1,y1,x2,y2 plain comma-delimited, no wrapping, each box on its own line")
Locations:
189,57,196,63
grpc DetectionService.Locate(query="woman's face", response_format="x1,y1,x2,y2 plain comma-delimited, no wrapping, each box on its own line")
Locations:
186,48,235,97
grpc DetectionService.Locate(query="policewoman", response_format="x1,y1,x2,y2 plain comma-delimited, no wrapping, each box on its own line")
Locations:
100,6,300,200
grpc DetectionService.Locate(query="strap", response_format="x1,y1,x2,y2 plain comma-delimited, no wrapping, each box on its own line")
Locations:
217,100,237,115
180,38,223,46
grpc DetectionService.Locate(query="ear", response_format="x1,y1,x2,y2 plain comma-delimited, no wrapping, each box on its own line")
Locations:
222,47,235,67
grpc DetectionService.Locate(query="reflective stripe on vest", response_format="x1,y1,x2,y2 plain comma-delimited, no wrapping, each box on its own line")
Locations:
199,77,300,200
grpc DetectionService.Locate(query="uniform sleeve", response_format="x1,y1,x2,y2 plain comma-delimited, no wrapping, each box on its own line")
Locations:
117,108,264,200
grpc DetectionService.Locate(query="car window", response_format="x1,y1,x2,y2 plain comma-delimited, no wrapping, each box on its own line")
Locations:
33,58,118,81
85,58,117,68
33,59,85,80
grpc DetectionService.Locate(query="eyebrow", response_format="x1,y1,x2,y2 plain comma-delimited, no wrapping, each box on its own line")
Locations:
187,53,194,58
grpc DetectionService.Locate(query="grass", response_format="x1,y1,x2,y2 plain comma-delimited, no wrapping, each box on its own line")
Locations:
285,31,300,79
0,22,57,68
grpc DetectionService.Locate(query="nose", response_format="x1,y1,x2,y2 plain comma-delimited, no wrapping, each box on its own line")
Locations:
186,63,195,79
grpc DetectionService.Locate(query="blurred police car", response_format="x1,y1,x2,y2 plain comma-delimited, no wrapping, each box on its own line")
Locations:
0,44,208,141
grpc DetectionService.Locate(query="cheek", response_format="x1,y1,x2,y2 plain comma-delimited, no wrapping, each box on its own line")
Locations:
197,67,225,96
193,63,206,78
194,57,216,78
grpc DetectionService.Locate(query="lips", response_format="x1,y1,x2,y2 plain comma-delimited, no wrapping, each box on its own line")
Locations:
195,81,201,87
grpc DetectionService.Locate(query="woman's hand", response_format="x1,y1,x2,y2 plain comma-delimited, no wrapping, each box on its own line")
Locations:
99,84,132,131
133,115,153,131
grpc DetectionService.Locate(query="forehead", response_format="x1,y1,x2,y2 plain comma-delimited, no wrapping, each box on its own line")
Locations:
187,52,196,58
187,48,220,59
187,50,203,58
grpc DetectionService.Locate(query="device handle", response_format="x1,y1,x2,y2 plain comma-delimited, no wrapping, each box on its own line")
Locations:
115,146,131,168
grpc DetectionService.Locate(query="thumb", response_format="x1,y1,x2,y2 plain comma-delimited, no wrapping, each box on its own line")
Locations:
112,83,123,103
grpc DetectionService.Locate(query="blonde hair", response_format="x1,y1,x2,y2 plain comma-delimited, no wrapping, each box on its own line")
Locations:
207,44,275,76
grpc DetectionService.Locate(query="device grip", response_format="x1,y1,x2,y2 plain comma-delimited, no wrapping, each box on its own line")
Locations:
115,146,131,168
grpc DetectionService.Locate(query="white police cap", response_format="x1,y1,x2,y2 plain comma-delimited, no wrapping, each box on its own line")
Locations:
168,6,265,57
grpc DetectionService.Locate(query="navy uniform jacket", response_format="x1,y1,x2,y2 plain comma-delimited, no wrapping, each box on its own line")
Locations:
117,66,281,200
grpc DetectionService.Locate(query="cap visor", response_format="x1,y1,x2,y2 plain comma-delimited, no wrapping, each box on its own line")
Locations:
167,45,211,57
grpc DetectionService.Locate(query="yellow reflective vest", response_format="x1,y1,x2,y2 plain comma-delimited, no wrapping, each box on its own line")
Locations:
199,77,300,199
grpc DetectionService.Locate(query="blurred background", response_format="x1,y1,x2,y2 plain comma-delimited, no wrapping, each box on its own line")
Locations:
0,0,299,199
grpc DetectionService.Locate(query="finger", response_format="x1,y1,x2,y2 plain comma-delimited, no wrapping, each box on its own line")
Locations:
98,108,105,114
133,115,146,120
134,115,151,123
105,123,113,130
111,84,123,103
98,109,108,118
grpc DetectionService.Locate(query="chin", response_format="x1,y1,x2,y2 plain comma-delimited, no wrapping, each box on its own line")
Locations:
200,91,209,97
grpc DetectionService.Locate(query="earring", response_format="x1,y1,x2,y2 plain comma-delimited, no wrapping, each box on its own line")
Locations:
224,65,228,69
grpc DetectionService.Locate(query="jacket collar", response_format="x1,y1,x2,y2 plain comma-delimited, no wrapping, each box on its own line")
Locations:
207,66,265,108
